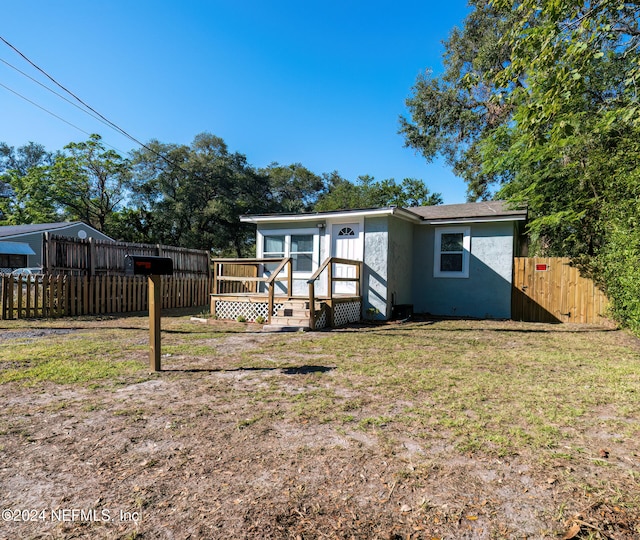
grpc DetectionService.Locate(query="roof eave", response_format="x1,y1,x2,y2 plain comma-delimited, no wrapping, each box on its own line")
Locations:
421,215,527,225
240,207,421,224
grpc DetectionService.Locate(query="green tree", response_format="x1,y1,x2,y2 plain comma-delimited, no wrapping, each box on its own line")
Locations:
49,134,131,233
129,133,271,256
260,162,326,213
399,0,516,200
315,175,441,211
403,0,640,330
0,142,57,224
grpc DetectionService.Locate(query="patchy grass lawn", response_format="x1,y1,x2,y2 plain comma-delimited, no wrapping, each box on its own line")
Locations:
0,313,638,539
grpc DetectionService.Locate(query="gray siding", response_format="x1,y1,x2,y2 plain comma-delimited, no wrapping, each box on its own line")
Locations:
13,232,46,267
387,216,413,308
412,222,515,319
363,216,389,319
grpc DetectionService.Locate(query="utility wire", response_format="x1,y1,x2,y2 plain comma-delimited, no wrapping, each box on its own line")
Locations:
0,56,113,131
0,81,126,154
0,35,188,173
0,81,95,139
0,35,145,148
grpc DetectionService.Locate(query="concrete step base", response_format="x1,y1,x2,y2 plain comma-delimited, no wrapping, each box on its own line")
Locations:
262,324,309,332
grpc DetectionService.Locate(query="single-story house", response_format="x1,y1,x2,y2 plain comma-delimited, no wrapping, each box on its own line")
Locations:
234,201,527,322
0,222,114,268
0,241,37,272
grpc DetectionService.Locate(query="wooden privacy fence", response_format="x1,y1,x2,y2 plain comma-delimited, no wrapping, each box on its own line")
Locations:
512,257,610,324
1,273,211,320
43,234,211,278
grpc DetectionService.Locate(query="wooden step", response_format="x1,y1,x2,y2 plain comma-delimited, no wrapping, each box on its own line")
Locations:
270,316,310,326
275,306,309,319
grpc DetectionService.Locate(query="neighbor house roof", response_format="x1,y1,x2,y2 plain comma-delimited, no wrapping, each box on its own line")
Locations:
0,241,36,255
0,222,114,241
0,222,78,238
241,201,527,225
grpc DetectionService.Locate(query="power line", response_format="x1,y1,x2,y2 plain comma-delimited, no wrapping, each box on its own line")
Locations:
0,81,95,139
0,81,126,154
0,56,113,131
0,35,143,147
0,35,188,173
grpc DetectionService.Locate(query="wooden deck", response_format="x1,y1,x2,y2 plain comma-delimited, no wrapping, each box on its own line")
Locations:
210,257,363,328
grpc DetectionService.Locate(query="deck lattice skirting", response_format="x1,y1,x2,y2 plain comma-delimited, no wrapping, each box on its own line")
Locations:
333,300,361,327
213,299,284,322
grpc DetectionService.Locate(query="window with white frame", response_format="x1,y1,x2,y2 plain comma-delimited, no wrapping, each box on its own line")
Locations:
434,226,470,278
260,231,318,274
290,234,313,272
263,235,285,258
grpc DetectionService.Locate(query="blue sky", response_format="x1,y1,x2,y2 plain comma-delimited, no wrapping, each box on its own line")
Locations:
1,1,471,204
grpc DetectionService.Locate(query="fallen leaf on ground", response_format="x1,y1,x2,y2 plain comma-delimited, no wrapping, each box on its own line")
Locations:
562,522,581,539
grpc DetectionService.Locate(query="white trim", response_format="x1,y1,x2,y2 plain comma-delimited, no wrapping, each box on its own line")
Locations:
434,226,471,279
257,228,321,274
241,207,421,224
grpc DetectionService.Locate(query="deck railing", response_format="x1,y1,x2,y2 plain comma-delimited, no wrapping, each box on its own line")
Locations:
212,258,292,323
211,256,363,327
307,257,362,329
212,258,291,295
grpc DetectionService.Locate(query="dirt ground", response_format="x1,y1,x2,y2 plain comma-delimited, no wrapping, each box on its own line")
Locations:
0,317,638,539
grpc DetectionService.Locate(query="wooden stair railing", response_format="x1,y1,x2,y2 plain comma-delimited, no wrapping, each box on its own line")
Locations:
307,257,362,329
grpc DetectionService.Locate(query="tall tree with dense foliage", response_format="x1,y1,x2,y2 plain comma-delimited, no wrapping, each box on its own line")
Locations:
315,175,442,211
0,142,57,224
128,133,271,256
49,134,131,233
399,0,516,200
401,0,640,331
488,0,640,331
0,136,130,232
260,162,326,213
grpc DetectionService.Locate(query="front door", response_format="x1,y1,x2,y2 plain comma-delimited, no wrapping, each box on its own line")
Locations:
331,223,360,294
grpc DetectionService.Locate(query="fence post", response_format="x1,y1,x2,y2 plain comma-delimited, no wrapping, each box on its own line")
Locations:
89,238,96,277
1,275,7,319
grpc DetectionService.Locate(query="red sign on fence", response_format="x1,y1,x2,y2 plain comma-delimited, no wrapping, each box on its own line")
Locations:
535,264,548,271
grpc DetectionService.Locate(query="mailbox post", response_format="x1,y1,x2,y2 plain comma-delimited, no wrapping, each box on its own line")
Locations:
125,255,174,371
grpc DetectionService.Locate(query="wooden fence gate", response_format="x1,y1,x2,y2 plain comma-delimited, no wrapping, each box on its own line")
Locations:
512,257,610,324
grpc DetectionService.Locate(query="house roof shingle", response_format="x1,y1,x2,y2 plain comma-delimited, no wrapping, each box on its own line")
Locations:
406,201,526,222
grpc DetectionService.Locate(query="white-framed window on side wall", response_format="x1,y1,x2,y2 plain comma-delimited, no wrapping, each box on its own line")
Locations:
434,226,471,278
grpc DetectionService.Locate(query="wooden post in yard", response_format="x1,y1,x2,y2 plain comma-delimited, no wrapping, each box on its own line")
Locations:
125,255,174,372
149,274,162,372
